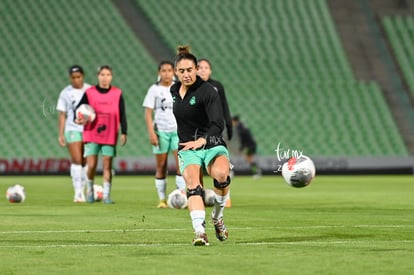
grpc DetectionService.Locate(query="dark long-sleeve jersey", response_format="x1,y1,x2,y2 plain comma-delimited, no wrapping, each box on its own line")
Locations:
171,76,226,150
237,121,256,150
206,78,232,140
76,85,128,135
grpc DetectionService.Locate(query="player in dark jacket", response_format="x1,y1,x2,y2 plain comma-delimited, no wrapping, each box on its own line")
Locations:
232,115,262,178
197,58,232,140
171,45,231,246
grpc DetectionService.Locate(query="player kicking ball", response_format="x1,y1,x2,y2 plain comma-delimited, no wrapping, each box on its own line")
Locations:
171,46,232,246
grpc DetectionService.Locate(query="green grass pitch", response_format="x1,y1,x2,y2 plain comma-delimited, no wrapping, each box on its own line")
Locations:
0,175,413,274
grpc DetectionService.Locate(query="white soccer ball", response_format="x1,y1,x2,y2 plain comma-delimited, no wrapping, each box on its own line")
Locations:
6,184,26,203
281,155,316,188
76,104,96,122
204,189,215,207
93,184,103,201
167,189,188,209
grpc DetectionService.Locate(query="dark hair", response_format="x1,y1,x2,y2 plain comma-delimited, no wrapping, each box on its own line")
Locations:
68,65,84,75
175,45,197,67
158,60,174,71
232,115,240,122
97,65,113,74
198,58,212,69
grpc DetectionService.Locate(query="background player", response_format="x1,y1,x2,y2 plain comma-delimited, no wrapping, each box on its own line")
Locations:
143,61,186,208
197,58,232,140
76,65,127,204
232,115,262,178
56,65,91,202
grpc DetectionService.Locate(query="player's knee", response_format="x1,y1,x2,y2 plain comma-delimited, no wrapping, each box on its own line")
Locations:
212,170,228,184
213,176,231,189
187,185,205,199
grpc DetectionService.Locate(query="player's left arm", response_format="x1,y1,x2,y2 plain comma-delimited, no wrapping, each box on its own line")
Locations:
119,94,127,146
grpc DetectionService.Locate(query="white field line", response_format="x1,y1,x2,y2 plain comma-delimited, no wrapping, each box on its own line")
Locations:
0,240,413,249
0,224,413,235
0,225,413,249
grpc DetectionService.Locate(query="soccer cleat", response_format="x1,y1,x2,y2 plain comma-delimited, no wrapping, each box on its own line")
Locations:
212,217,229,241
157,200,168,208
86,191,94,203
103,198,115,204
192,232,210,246
73,192,85,203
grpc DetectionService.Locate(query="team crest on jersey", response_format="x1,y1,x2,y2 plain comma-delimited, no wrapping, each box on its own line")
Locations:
189,96,196,105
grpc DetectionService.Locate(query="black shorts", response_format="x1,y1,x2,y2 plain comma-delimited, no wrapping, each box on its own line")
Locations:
243,145,256,156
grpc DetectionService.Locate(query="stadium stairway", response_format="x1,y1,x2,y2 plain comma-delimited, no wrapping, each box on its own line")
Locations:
383,15,414,97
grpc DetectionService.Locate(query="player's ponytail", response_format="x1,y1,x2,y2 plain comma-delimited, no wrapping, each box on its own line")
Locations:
175,45,197,66
177,45,191,55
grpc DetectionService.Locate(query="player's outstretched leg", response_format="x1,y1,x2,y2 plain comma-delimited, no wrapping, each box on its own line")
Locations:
211,176,230,241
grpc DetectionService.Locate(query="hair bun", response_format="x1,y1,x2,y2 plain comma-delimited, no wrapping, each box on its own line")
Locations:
177,45,191,55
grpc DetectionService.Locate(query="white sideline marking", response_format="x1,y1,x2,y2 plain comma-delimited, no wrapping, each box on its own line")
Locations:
0,228,186,234
0,224,413,235
0,240,413,249
241,240,414,246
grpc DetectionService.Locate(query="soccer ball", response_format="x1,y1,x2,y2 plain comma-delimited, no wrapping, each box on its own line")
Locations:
167,189,188,209
93,184,103,201
204,189,215,207
6,184,26,203
76,104,96,122
281,155,316,188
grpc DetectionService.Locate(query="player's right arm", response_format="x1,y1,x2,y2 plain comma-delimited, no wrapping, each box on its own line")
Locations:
58,111,66,146
56,90,67,146
144,107,158,146
143,86,158,146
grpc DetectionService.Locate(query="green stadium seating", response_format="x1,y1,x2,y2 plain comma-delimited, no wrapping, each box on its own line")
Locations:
136,0,407,157
0,0,408,160
0,0,157,158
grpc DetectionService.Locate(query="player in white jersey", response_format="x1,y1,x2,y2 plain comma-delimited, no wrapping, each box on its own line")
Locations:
143,61,186,208
56,65,91,203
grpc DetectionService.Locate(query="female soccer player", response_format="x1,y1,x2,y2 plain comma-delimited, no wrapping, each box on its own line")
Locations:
56,65,91,203
171,46,232,246
75,65,127,204
197,58,232,140
143,61,186,208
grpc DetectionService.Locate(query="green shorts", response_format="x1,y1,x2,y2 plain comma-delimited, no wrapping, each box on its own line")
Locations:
153,131,179,154
178,145,229,174
64,131,83,143
84,142,116,157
